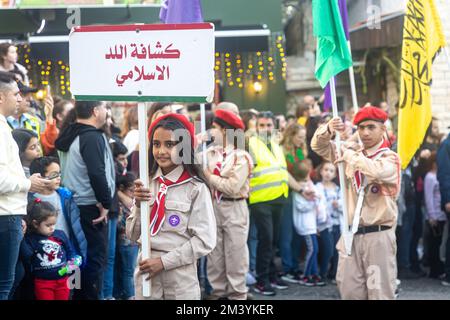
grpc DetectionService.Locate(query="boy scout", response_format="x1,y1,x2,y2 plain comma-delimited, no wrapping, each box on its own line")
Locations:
311,106,401,300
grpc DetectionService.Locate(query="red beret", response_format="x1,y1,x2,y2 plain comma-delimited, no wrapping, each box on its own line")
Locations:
148,113,195,147
353,106,388,125
214,109,245,130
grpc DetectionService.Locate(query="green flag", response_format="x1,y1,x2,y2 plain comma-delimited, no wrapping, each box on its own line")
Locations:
313,0,352,88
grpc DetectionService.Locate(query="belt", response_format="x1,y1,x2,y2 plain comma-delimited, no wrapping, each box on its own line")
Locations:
355,225,391,235
221,197,246,202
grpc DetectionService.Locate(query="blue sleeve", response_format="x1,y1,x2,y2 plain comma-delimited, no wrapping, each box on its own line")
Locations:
437,141,450,209
67,196,88,262
55,230,76,261
79,131,112,209
20,235,34,265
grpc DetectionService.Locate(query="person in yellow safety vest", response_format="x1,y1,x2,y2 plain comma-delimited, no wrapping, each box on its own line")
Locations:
249,111,312,296
7,81,41,138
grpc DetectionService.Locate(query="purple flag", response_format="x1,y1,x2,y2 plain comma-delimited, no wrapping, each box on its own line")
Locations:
323,0,349,111
323,83,332,112
338,0,350,41
159,0,204,24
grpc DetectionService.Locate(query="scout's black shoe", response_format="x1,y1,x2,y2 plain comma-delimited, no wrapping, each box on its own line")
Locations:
254,282,276,296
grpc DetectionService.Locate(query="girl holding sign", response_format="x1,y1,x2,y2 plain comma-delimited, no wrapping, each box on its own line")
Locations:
126,113,216,300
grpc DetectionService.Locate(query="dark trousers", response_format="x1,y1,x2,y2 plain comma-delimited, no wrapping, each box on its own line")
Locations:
250,198,285,285
397,202,416,269
0,215,23,300
73,205,108,300
425,221,446,278
445,214,450,282
279,193,302,274
318,228,333,279
410,194,424,271
328,225,341,279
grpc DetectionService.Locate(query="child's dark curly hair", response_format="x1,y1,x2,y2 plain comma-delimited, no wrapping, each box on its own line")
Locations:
26,199,58,233
117,172,136,191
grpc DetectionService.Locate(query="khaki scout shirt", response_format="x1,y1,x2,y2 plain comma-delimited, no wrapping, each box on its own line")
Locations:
126,165,217,271
311,124,401,228
205,145,253,199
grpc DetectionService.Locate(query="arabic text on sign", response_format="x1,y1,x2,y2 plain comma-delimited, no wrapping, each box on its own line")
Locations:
105,42,181,60
116,65,170,87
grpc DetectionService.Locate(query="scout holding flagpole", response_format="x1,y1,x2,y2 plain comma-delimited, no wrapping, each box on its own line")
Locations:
311,0,401,300
311,0,353,258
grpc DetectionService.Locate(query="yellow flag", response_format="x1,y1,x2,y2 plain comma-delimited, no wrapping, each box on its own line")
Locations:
398,0,446,169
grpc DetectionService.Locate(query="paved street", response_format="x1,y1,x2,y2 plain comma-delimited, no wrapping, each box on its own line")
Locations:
252,277,450,300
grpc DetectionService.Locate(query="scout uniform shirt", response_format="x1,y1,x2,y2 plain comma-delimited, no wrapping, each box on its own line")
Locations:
126,165,216,271
311,124,401,228
206,145,253,200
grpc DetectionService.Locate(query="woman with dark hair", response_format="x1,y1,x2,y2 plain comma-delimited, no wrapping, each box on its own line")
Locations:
126,113,216,300
12,128,41,178
0,43,28,84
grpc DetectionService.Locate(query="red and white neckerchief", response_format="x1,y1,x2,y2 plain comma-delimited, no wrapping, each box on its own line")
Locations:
213,151,227,203
352,139,391,193
149,170,193,236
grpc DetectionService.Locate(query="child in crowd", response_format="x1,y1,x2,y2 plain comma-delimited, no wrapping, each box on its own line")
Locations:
315,161,342,283
126,113,216,300
12,128,41,177
112,140,128,176
29,156,87,262
114,172,138,300
292,159,327,286
20,200,81,300
423,151,447,280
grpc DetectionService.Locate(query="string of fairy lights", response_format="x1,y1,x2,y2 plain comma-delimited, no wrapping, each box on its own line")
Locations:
18,44,71,99
214,33,286,89
17,32,286,98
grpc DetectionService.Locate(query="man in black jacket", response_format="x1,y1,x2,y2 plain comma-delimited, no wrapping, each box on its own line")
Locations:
437,132,450,286
55,100,115,300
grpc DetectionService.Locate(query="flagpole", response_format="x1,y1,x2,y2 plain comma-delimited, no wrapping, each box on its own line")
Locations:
347,40,359,113
138,102,151,297
329,76,350,254
200,103,207,169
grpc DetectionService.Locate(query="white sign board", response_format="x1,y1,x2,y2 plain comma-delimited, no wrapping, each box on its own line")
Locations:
69,23,215,102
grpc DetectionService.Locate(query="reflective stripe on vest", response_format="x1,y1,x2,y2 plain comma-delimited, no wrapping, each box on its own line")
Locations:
251,166,288,178
249,136,289,204
250,180,290,192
